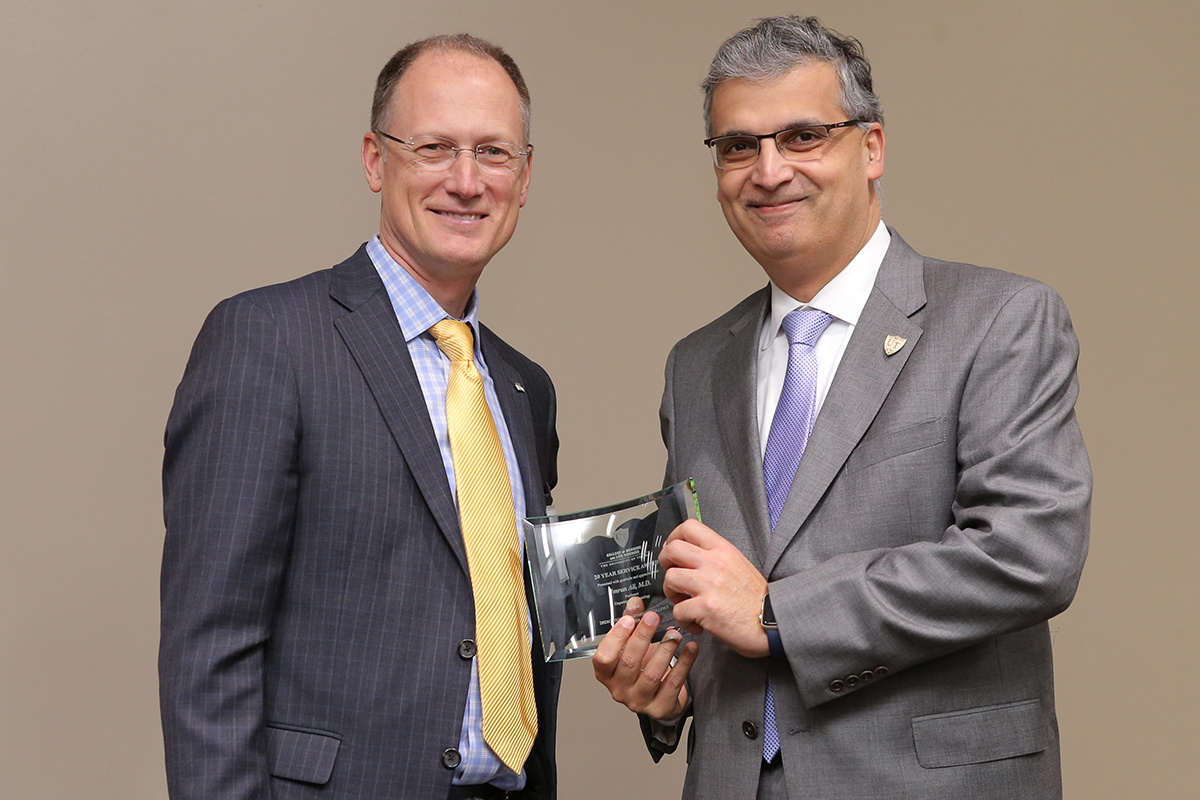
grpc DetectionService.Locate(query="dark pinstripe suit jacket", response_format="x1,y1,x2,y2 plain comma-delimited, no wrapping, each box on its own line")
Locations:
160,245,561,800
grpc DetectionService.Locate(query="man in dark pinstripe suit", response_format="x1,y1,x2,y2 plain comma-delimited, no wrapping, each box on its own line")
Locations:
160,34,560,800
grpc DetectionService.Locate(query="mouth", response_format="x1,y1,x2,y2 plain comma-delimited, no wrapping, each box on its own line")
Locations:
431,210,487,222
746,196,805,212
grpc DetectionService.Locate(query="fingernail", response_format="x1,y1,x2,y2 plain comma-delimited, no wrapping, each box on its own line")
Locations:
664,629,682,642
617,616,635,630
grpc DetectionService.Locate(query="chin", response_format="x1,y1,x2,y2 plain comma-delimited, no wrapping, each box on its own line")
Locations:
747,234,802,262
438,255,498,283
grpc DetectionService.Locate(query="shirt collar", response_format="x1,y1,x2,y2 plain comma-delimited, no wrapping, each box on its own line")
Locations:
761,220,891,350
366,234,482,350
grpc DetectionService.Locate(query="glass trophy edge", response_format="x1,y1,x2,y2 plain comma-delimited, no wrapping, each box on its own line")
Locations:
523,478,701,662
525,478,697,526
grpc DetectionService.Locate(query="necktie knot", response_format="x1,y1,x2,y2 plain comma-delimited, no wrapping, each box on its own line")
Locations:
431,318,474,363
781,308,833,348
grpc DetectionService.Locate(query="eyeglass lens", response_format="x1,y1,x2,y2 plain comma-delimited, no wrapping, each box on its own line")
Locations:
712,126,841,168
408,136,525,170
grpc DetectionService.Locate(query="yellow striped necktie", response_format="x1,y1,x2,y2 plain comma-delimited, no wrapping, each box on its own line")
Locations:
430,319,537,773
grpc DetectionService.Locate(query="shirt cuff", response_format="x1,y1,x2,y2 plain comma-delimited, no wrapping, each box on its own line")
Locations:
648,715,683,747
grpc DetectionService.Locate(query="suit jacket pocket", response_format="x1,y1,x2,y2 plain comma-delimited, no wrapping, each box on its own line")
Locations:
267,724,342,785
912,699,1046,769
845,417,946,474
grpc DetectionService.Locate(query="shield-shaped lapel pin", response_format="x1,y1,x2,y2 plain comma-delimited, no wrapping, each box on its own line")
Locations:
883,335,908,357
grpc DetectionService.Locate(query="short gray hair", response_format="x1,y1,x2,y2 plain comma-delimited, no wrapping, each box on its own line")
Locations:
701,16,883,138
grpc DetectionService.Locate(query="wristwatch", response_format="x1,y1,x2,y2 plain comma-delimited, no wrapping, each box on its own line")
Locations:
760,593,785,660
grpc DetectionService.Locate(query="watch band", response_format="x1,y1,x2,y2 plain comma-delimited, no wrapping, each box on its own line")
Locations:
760,593,786,660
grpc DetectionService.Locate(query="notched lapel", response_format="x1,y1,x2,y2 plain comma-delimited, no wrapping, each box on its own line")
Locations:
711,295,772,565
329,251,468,574
763,234,927,575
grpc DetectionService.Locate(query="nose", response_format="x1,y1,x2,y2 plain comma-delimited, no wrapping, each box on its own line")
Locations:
750,138,794,192
443,149,486,198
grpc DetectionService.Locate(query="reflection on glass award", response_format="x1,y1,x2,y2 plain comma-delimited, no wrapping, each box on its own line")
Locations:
523,479,701,662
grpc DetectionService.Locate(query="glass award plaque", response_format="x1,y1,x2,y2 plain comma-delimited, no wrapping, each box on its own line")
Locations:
523,479,701,662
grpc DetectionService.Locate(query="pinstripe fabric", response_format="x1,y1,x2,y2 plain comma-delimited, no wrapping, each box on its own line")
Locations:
161,244,561,799
432,320,537,772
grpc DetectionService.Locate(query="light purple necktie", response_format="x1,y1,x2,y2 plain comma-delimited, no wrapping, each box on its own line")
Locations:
761,307,832,762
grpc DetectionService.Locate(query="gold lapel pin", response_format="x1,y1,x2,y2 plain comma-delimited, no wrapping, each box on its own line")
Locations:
883,335,907,356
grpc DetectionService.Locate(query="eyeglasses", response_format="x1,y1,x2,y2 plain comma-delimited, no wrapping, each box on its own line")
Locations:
373,130,532,173
704,120,865,170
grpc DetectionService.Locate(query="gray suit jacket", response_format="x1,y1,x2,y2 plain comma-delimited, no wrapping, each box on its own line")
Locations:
160,245,561,800
656,231,1090,799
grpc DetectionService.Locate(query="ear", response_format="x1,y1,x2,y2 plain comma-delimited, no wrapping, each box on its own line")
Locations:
864,123,885,181
517,148,533,207
362,132,384,194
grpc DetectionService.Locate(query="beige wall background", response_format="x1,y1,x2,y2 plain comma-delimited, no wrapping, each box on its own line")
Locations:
2,1,1197,797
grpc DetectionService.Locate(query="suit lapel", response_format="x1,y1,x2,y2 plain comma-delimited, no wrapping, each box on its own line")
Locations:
329,247,468,573
711,288,773,565
479,331,544,517
763,232,927,576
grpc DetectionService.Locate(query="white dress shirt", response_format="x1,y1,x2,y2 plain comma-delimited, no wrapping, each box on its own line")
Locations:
756,221,891,456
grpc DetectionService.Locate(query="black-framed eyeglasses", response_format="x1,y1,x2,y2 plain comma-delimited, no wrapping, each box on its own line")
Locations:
704,120,866,169
373,130,532,173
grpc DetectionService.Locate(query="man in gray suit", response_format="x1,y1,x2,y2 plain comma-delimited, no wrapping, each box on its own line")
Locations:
594,16,1090,799
161,35,560,799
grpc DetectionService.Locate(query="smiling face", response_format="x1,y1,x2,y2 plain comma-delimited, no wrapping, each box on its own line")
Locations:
709,61,884,301
362,49,531,314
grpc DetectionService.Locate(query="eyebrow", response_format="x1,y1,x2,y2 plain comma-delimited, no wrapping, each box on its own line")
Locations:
714,118,828,138
411,133,523,144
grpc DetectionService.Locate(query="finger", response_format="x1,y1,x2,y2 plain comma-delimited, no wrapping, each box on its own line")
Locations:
643,635,700,720
635,628,685,689
662,521,692,547
613,610,660,681
659,537,707,571
593,613,638,679
663,583,690,607
663,565,702,605
664,519,720,549
623,595,644,617
669,597,706,636
660,639,699,701
633,630,687,719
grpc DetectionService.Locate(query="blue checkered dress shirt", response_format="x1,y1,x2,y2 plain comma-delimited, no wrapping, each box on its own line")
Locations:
367,236,528,790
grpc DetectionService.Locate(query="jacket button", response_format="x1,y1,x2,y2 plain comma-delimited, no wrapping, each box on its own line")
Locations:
844,674,860,688
859,669,876,682
874,665,890,678
458,639,477,659
742,720,758,739
441,748,462,769
829,679,846,693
